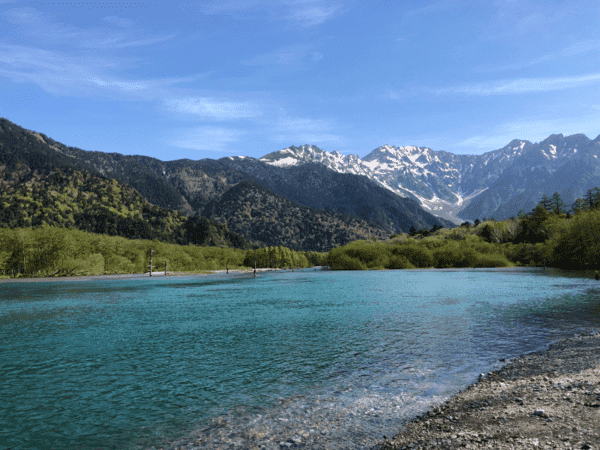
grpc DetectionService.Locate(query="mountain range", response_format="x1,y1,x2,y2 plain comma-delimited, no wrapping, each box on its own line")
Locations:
0,118,451,250
260,136,600,223
2,116,599,247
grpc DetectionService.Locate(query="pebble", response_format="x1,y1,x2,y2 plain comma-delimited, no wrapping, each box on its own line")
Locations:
379,333,600,450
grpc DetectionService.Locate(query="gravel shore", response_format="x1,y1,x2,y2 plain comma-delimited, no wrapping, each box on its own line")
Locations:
378,332,600,450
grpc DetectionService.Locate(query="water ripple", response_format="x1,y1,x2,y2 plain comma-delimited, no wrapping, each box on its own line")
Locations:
1,268,599,449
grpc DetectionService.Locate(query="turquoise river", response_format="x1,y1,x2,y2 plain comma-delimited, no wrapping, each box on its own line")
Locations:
1,267,600,449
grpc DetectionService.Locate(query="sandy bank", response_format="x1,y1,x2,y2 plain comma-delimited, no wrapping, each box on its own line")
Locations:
378,332,600,450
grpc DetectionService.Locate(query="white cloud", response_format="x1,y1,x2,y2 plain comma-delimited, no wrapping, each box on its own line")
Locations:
165,97,261,121
87,77,148,92
562,39,600,57
99,16,136,29
385,89,404,100
456,134,508,150
285,0,342,27
0,42,199,99
184,0,343,27
183,0,260,15
486,2,571,40
475,54,554,73
167,127,245,152
81,33,176,50
477,40,600,74
438,73,600,96
0,5,174,49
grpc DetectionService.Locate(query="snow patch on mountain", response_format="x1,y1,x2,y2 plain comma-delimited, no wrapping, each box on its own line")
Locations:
268,156,299,167
258,134,600,224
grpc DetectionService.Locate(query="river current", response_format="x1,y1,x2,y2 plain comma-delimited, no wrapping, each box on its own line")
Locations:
1,267,600,449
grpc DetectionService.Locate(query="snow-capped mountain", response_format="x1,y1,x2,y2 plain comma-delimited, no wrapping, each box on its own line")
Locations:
259,135,600,224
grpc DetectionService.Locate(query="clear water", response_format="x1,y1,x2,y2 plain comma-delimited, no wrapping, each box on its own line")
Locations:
1,267,600,450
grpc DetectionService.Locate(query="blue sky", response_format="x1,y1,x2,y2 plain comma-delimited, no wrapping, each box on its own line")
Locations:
1,0,600,161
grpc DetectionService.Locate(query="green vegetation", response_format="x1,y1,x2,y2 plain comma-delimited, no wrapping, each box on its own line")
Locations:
0,164,249,248
0,118,187,212
0,161,390,252
327,234,512,270
327,188,600,271
204,180,390,251
0,226,323,277
243,246,327,269
2,144,598,279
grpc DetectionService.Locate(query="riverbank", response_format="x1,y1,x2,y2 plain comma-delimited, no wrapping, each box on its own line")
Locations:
378,331,600,450
0,267,314,283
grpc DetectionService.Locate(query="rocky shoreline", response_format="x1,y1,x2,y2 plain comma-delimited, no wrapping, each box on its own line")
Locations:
377,332,600,450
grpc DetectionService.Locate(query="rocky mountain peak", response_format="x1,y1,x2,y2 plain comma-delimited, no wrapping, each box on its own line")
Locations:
259,132,600,224
563,133,590,148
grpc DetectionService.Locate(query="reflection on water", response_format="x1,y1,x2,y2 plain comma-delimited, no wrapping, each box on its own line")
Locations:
0,268,599,450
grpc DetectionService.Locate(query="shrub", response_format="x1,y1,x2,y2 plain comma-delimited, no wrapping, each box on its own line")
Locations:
342,241,389,269
391,244,434,268
327,249,367,270
473,253,511,268
385,255,414,269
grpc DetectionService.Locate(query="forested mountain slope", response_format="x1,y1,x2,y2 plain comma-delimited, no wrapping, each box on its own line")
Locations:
219,159,454,231
0,162,249,248
0,118,452,235
203,180,390,251
0,119,399,250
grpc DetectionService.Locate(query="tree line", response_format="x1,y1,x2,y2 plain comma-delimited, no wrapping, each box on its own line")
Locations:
0,225,327,277
327,187,600,271
2,187,599,277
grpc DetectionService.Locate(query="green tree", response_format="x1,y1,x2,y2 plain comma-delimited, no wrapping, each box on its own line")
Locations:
514,204,550,244
550,192,567,214
549,209,600,268
326,246,367,270
584,187,600,209
572,198,588,214
539,194,552,211
391,243,434,268
479,224,494,243
0,228,15,275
